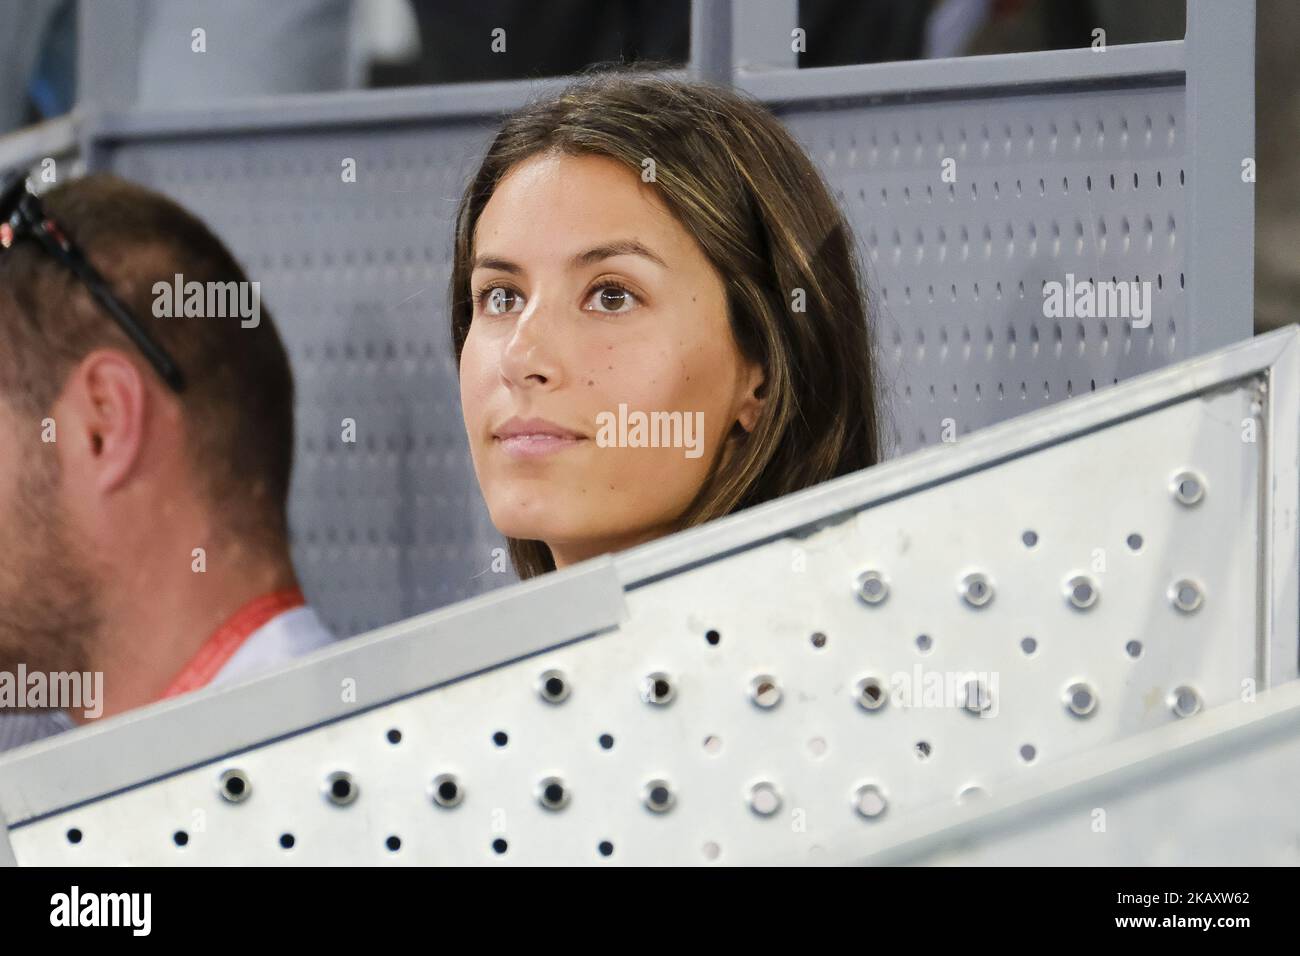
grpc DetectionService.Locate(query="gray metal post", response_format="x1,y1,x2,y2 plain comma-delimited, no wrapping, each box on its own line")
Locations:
690,0,734,84
731,0,798,75
76,0,142,112
1184,0,1256,349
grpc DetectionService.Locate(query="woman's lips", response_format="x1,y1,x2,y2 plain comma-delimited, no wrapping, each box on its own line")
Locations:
495,433,587,459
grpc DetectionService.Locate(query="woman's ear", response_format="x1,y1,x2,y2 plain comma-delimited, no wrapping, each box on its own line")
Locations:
734,359,766,434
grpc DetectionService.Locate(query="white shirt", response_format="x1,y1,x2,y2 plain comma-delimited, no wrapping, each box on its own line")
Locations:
0,605,335,753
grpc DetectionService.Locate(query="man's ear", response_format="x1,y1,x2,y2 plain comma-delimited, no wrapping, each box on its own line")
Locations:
55,350,150,494
734,358,766,434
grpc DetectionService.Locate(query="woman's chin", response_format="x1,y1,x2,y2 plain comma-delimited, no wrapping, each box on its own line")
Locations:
488,507,568,546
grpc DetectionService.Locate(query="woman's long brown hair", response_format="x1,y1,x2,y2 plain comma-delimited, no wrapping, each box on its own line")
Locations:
450,68,882,578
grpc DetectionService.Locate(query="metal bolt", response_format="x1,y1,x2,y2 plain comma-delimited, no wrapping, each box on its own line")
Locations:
1171,469,1206,506
323,770,358,807
644,779,676,814
1169,685,1202,718
750,675,782,709
1065,574,1100,610
641,672,675,706
538,669,570,704
853,783,888,820
960,571,994,608
1170,578,1204,613
537,776,570,811
854,569,889,605
218,768,251,804
961,678,994,716
854,676,888,712
430,773,463,808
1064,681,1098,718
748,782,782,817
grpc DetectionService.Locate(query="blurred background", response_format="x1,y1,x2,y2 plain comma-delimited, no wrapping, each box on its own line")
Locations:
1,0,1292,332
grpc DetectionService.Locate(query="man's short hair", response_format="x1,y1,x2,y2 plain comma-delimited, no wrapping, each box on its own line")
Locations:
0,173,294,545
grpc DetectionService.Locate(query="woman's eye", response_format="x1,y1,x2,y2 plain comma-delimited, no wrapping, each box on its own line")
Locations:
585,284,638,314
481,286,523,315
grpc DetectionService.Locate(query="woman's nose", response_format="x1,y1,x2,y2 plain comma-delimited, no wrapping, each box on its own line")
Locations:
499,303,561,389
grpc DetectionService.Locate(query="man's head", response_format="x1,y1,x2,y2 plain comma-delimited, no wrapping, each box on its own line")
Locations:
0,173,295,674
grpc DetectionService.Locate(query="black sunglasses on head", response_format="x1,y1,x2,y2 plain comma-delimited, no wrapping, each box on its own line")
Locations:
0,172,185,393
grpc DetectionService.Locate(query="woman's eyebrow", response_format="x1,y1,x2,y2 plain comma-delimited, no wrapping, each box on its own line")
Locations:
572,240,667,269
471,255,523,274
471,240,667,275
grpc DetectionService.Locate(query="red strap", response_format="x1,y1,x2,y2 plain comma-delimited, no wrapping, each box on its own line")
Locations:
159,588,305,699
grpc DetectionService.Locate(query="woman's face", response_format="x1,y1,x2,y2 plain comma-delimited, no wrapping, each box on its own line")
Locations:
460,151,764,568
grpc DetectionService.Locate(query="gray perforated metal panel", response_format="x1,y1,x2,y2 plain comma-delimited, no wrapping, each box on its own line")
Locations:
107,123,510,636
854,679,1300,867
780,86,1190,454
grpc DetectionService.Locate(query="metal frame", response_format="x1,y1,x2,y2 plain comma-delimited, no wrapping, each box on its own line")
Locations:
0,325,1293,850
0,113,81,176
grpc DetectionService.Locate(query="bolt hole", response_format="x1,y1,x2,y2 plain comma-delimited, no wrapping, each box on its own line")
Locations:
855,570,889,605
1066,682,1098,717
386,728,402,745
539,670,570,703
219,768,251,803
599,733,615,750
1126,640,1143,659
1021,636,1038,655
1066,575,1099,609
538,777,569,811
810,631,827,649
1172,471,1205,505
431,773,463,808
1126,533,1144,551
854,784,888,819
280,833,295,849
1022,530,1038,547
856,677,887,711
386,835,401,852
645,780,675,813
492,730,508,747
1172,580,1203,612
751,675,782,708
1019,744,1037,762
66,827,82,845
1171,685,1202,717
642,673,675,705
325,773,356,805
749,782,782,816
705,629,721,646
